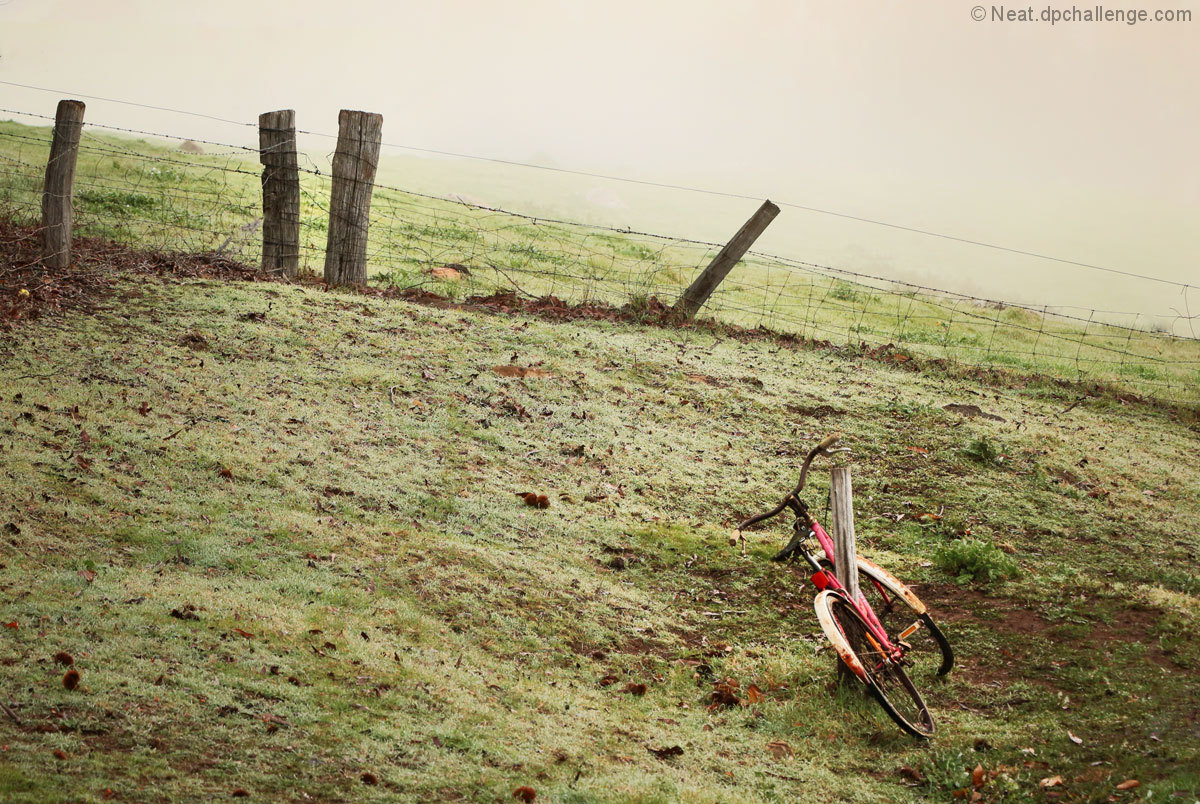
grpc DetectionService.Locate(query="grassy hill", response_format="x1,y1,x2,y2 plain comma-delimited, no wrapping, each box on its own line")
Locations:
1,117,1199,802
0,241,1197,801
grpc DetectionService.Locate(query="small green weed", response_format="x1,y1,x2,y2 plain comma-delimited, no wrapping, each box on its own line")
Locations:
934,537,1020,584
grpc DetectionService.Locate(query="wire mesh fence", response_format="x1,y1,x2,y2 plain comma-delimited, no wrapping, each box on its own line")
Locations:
1,106,1197,406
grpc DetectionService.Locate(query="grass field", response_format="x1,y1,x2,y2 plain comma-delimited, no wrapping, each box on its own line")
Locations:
2,118,1198,407
0,248,1198,801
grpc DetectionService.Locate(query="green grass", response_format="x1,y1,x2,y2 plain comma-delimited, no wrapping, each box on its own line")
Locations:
2,118,1199,407
0,270,1197,802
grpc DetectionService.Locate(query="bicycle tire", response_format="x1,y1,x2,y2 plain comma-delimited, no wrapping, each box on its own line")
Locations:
814,590,936,738
817,554,954,676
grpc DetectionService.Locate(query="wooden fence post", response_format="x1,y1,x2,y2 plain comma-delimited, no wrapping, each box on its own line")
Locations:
830,466,859,602
41,99,86,269
324,109,383,286
259,109,300,278
673,199,779,319
830,465,859,683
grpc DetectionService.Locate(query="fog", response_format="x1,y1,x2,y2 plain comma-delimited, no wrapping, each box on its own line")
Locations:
1,0,1196,323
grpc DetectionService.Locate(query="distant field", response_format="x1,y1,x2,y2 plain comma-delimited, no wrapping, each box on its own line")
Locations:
2,118,1198,405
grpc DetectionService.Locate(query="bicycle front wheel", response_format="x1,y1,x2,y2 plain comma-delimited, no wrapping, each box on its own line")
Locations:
815,590,936,738
817,554,954,677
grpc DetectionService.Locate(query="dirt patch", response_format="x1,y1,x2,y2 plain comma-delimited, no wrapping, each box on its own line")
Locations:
0,217,282,335
916,583,1183,680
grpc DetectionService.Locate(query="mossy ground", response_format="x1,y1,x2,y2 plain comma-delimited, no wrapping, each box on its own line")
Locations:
1,270,1197,802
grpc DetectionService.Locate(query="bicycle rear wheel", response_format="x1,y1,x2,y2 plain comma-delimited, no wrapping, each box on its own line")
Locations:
817,555,954,677
815,590,936,738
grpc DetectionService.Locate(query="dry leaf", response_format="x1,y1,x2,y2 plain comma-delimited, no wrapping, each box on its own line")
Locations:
745,683,765,705
598,674,618,687
492,365,552,379
232,628,254,639
1115,780,1139,791
78,569,96,583
1067,730,1083,745
1039,776,1063,788
972,764,985,788
766,740,793,760
431,265,468,280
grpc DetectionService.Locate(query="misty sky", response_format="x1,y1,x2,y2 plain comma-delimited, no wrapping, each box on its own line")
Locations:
1,0,1196,323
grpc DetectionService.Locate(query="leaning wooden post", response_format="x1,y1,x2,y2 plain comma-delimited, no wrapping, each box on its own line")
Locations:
258,110,301,278
40,99,86,269
324,109,383,287
672,199,780,319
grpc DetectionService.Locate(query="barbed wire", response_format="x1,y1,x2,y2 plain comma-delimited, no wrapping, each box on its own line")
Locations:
1,105,1198,405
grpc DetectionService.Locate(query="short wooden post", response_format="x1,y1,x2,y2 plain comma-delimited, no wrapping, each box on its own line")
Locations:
830,466,859,602
324,109,383,287
258,110,301,278
830,464,859,684
40,99,86,269
673,199,780,319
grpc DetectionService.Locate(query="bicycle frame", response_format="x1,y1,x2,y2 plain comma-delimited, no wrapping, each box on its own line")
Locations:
790,516,903,662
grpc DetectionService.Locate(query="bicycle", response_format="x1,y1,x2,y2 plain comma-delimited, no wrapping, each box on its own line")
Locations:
737,435,954,738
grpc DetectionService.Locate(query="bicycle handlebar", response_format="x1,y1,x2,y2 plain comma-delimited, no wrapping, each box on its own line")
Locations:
736,434,842,531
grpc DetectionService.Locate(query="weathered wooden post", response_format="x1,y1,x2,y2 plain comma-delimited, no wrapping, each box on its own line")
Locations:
324,109,383,286
830,466,859,601
40,99,86,269
258,109,301,278
673,200,780,319
830,464,860,684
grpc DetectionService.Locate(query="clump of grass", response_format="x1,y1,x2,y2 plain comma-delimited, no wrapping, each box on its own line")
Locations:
961,436,1000,466
934,537,1019,585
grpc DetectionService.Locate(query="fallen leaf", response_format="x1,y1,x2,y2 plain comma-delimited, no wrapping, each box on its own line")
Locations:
1067,730,1083,745
78,569,96,583
906,446,929,454
648,745,684,760
431,265,469,280
709,678,741,709
745,684,765,705
3,621,17,630
766,740,792,760
137,401,151,416
232,628,254,639
1115,780,1139,791
1039,776,1063,788
512,786,537,802
598,675,618,687
492,365,553,379
972,764,985,788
